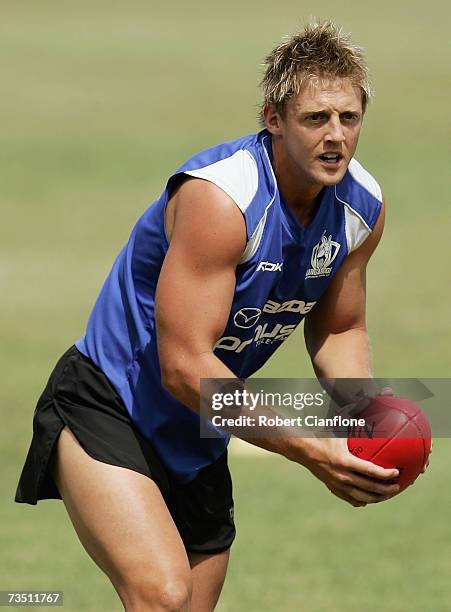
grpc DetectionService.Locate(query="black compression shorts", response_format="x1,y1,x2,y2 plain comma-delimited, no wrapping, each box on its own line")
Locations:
15,346,235,555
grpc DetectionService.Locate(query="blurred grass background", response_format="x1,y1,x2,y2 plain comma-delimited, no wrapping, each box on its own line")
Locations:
1,0,450,610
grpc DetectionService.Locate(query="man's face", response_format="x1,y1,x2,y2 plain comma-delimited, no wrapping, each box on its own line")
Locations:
265,77,364,189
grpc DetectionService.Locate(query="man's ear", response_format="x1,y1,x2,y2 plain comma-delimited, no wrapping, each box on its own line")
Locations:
263,104,284,135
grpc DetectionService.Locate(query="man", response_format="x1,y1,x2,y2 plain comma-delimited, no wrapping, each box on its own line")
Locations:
16,21,408,611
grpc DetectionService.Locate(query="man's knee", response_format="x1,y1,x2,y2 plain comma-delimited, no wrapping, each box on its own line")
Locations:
121,573,193,611
156,578,192,611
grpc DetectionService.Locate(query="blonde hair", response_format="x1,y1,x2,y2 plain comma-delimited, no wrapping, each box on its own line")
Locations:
260,21,372,120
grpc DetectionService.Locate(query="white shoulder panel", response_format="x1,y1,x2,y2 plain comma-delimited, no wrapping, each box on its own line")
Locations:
348,158,382,202
184,149,259,212
343,207,371,253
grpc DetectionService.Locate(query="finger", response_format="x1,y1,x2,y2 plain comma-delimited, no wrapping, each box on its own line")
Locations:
380,387,394,396
345,486,393,505
342,472,400,496
421,441,433,474
421,458,430,474
345,455,399,481
329,487,367,508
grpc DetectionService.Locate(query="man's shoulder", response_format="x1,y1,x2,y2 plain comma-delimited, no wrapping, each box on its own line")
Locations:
336,158,382,221
346,158,382,203
173,131,274,216
179,132,259,173
335,158,383,252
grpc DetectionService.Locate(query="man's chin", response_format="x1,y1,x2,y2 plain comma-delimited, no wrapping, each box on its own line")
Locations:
314,165,348,186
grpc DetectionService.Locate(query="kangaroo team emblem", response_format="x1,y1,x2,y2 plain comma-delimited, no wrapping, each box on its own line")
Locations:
306,232,341,279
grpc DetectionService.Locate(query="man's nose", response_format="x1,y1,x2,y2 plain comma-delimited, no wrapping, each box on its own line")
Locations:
325,117,345,143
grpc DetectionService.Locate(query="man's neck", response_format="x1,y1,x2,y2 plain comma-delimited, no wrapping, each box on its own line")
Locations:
270,139,323,228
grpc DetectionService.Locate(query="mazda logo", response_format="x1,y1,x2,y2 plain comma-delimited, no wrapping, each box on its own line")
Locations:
233,308,262,329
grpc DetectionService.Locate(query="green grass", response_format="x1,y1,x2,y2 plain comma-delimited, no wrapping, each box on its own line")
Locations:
1,0,450,610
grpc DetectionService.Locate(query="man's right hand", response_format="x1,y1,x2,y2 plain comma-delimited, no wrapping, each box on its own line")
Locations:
289,437,400,507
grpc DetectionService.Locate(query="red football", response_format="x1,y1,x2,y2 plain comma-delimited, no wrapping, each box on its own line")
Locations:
347,395,432,492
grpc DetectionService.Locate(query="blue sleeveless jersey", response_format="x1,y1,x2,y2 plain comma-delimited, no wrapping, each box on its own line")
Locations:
76,129,382,482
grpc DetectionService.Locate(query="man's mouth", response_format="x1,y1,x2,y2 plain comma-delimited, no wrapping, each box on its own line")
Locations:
318,153,343,165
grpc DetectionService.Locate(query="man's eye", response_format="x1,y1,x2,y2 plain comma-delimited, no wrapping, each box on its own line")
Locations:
341,113,359,123
308,114,326,122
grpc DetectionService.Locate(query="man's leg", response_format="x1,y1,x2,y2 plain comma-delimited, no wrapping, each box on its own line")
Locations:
188,551,230,612
52,426,192,611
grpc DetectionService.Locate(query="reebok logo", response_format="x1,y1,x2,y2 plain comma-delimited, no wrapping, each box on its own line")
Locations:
257,261,283,272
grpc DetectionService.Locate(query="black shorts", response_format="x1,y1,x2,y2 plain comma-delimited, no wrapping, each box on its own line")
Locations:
15,346,235,555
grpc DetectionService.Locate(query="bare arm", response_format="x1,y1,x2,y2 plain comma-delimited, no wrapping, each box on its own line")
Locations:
157,177,302,457
156,185,399,506
156,177,246,401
